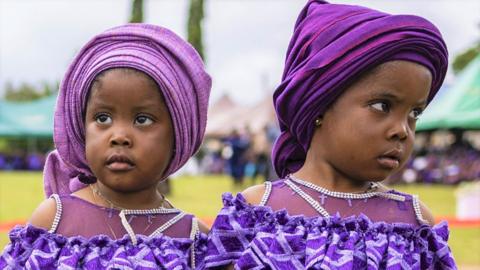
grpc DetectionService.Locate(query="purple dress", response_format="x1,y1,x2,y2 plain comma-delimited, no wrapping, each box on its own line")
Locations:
204,177,457,269
0,195,207,269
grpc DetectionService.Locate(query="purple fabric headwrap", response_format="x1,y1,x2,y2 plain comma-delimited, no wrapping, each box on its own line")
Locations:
273,0,448,178
43,23,211,197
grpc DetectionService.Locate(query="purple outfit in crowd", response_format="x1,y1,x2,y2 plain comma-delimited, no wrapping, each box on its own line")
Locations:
205,1,456,269
1,23,211,269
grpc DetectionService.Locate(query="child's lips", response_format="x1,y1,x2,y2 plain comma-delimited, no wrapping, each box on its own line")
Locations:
377,148,403,169
105,153,135,171
106,161,135,171
377,156,400,169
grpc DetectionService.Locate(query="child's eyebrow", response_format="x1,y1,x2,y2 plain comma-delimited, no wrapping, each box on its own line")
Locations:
368,91,427,106
415,99,428,107
368,91,400,102
88,100,114,110
132,102,163,111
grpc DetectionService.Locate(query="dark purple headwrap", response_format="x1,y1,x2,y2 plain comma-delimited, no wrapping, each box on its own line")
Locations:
273,0,448,178
43,23,211,197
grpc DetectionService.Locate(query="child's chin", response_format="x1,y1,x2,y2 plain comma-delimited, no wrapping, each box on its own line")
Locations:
366,171,391,182
99,177,139,190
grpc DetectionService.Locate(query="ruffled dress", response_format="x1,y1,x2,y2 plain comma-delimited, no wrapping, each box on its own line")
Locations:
204,177,457,269
0,194,207,269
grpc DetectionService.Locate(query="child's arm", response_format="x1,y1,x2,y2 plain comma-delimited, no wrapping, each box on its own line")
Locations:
28,198,57,230
241,184,266,205
198,219,210,233
419,200,436,225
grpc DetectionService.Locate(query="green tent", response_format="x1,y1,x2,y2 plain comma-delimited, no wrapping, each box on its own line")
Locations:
417,56,480,131
0,95,56,137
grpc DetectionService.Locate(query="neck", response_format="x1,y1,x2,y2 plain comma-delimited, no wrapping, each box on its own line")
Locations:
293,150,371,193
92,182,165,210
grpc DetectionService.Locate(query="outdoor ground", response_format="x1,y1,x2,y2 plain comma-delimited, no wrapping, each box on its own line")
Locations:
0,172,479,268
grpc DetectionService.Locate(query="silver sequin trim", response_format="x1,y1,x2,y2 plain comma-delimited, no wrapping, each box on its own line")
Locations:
259,181,273,206
48,194,62,233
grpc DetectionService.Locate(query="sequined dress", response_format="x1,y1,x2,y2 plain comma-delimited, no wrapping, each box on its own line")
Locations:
204,176,457,269
0,194,207,269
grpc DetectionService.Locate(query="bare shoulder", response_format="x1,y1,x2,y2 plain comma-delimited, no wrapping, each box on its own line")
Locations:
419,200,436,226
241,184,267,205
28,197,57,230
197,219,210,234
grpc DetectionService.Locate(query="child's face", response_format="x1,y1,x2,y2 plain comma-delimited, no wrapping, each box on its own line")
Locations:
312,60,432,182
84,69,174,192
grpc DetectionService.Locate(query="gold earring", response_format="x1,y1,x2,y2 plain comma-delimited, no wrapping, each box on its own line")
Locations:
315,118,322,127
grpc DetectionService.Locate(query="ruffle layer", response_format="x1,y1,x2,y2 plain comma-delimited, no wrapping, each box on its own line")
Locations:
0,225,207,270
204,193,457,270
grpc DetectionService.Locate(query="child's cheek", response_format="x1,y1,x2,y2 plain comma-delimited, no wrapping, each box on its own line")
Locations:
85,123,102,163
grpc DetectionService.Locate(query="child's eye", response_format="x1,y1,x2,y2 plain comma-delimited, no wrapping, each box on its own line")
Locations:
370,101,390,113
409,108,424,120
135,115,154,126
95,113,112,124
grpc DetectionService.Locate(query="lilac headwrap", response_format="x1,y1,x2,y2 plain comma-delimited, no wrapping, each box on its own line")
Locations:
273,0,448,178
43,24,211,197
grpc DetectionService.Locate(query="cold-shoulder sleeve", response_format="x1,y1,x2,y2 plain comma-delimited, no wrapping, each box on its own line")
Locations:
0,225,207,269
204,193,457,269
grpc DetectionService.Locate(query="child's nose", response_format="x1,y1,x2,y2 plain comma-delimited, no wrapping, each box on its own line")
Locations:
109,131,132,147
387,119,409,141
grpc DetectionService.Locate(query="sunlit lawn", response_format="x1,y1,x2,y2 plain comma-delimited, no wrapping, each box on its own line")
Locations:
0,171,479,267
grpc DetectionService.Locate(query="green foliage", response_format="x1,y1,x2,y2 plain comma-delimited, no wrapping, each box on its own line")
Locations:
0,138,53,154
3,81,58,102
0,139,8,152
129,0,144,23
187,0,205,60
453,42,480,75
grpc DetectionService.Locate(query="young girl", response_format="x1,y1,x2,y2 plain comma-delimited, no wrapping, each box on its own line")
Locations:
0,23,211,269
204,1,457,269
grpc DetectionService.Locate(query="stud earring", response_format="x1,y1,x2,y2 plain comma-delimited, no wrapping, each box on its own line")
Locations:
314,117,323,127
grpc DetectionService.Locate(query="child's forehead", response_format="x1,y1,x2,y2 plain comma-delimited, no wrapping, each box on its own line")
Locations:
88,68,163,100
336,61,432,104
97,68,159,87
359,61,432,84
86,70,168,110
88,92,163,108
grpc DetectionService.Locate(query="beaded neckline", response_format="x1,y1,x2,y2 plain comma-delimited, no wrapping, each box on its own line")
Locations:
287,174,379,200
70,193,180,214
287,174,405,201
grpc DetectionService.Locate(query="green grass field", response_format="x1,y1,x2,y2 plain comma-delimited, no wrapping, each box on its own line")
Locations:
0,172,479,267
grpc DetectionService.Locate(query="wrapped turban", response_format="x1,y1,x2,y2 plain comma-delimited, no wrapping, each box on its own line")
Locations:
43,24,211,197
273,0,448,178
